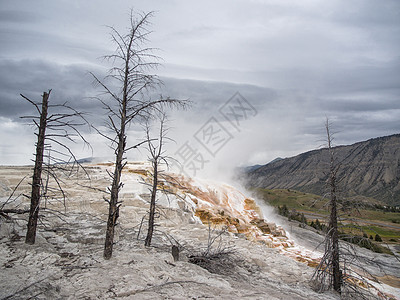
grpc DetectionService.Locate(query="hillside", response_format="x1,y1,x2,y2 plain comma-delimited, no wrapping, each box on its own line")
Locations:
245,134,400,206
1,163,399,299
0,163,334,299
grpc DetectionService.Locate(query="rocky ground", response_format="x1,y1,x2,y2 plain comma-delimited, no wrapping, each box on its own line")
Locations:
0,212,338,300
0,164,399,299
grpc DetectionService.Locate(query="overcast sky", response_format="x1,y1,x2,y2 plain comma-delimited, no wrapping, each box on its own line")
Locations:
0,0,399,179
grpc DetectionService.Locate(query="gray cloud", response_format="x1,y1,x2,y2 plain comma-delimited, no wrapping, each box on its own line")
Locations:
0,9,39,24
0,0,399,169
0,59,100,119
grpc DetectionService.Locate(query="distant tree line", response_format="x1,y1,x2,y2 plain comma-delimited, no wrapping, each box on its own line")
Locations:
372,204,400,213
277,205,390,255
277,205,308,227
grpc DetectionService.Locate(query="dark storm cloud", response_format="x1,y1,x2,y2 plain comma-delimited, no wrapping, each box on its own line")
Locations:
0,59,104,121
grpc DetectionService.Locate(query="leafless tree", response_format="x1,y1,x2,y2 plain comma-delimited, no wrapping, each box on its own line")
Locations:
91,10,187,259
327,118,341,292
143,111,171,247
311,119,344,294
311,119,391,299
17,90,90,244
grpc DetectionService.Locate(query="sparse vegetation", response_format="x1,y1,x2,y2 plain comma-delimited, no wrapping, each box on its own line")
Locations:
375,233,383,242
188,223,237,275
340,234,391,254
257,188,400,243
277,205,308,227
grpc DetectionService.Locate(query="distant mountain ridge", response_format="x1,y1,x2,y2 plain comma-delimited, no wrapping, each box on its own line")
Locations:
245,134,400,206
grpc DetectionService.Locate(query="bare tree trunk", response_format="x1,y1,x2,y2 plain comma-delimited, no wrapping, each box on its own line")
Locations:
329,172,341,292
103,37,130,259
104,97,127,259
326,120,341,293
145,161,158,247
103,149,123,259
25,91,50,244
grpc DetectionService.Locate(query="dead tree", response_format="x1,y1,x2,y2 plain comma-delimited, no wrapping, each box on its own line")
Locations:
139,111,194,247
310,120,391,299
144,111,169,247
325,120,342,293
19,90,90,244
311,119,342,293
25,91,50,244
91,10,187,259
326,119,342,292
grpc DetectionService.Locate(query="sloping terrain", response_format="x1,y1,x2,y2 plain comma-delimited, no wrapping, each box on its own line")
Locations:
0,163,399,299
245,134,400,205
